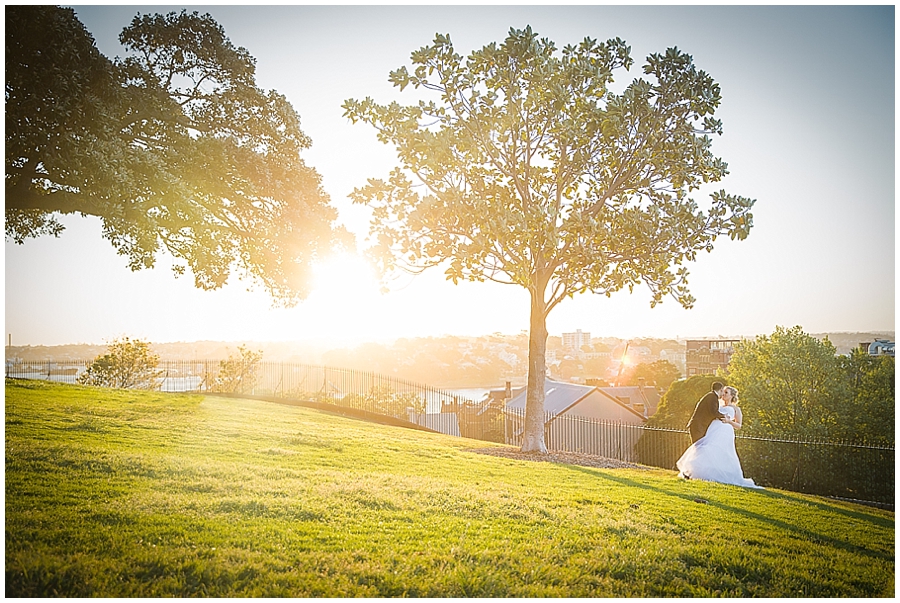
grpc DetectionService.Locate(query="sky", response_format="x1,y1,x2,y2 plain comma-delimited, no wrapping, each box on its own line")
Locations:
5,4,895,348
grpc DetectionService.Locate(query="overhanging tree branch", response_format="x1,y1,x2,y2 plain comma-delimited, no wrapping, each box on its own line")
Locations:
6,6,343,305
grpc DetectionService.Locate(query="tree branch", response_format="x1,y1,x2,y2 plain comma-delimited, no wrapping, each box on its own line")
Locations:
5,181,97,215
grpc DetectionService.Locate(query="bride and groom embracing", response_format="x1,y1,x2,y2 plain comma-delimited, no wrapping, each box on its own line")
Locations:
677,381,762,489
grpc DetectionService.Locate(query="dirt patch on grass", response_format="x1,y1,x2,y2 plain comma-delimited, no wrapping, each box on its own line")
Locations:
466,446,652,470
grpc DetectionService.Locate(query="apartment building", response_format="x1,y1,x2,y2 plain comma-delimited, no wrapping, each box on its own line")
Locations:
685,339,740,376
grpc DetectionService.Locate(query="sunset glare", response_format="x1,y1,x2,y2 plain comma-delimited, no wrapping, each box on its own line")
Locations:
4,5,894,348
312,253,380,303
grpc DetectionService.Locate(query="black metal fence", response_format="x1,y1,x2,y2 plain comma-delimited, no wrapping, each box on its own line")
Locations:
505,407,646,463
633,421,894,506
734,434,894,506
6,359,894,506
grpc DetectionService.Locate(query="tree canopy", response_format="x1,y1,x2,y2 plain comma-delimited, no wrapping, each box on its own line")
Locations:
727,326,852,439
839,350,894,444
624,359,682,391
644,374,719,429
344,26,755,451
6,6,344,304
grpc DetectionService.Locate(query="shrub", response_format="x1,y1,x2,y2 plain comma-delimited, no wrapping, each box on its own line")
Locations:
76,337,161,389
211,346,263,394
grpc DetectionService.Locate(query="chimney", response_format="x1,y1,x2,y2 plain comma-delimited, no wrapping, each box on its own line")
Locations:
636,377,650,418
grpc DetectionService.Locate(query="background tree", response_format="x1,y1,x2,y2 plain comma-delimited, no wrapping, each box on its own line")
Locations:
77,337,162,389
367,385,427,417
583,355,611,382
727,326,851,439
211,345,263,394
623,359,681,391
840,349,894,444
634,373,718,467
644,374,719,429
6,6,344,304
555,357,585,382
344,27,754,451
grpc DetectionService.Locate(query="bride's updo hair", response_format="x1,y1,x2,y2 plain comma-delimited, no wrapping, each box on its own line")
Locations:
725,386,739,404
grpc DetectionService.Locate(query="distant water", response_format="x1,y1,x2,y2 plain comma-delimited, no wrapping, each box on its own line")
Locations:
417,387,492,414
448,387,491,402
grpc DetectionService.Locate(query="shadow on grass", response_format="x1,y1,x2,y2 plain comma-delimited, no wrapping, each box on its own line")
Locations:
751,488,894,530
568,466,893,562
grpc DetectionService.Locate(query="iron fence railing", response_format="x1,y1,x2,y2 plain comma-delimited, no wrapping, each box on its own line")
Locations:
6,359,894,507
5,359,474,422
733,433,894,506
504,407,647,462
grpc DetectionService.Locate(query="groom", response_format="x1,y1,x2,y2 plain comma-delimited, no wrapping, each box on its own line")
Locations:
686,381,726,443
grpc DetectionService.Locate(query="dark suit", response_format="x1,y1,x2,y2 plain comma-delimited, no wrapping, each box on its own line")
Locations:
687,391,725,443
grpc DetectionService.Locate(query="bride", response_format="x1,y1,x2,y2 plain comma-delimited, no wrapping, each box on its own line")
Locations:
677,386,761,489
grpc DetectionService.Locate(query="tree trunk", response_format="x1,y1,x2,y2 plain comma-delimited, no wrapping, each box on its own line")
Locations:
520,281,549,453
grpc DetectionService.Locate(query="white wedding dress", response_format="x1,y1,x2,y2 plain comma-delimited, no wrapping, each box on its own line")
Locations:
677,405,761,488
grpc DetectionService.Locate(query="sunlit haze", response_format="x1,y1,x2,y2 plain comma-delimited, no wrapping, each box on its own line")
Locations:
5,5,894,347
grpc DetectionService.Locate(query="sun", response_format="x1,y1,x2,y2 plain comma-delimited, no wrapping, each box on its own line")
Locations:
311,252,380,299
292,252,386,338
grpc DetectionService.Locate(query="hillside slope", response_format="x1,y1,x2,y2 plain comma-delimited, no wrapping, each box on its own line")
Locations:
5,380,894,597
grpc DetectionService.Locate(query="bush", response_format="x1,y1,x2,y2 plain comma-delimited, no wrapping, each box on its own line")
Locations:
340,385,426,418
211,346,263,394
634,426,693,470
76,337,161,389
645,374,720,429
635,375,718,468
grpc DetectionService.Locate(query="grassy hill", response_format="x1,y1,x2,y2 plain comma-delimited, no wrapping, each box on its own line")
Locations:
5,379,894,597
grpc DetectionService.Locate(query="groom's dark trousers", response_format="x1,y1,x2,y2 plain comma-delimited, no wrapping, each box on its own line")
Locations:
687,391,723,443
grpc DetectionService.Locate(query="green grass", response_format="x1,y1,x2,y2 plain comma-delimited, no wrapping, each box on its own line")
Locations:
5,379,894,597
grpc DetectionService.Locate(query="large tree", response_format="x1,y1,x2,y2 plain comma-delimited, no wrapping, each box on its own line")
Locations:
343,27,754,452
6,6,344,304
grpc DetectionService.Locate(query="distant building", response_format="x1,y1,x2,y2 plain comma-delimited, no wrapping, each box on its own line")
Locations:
504,379,659,423
562,330,591,356
685,339,740,376
601,383,661,418
479,384,525,412
861,339,895,357
503,380,660,461
584,342,612,361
